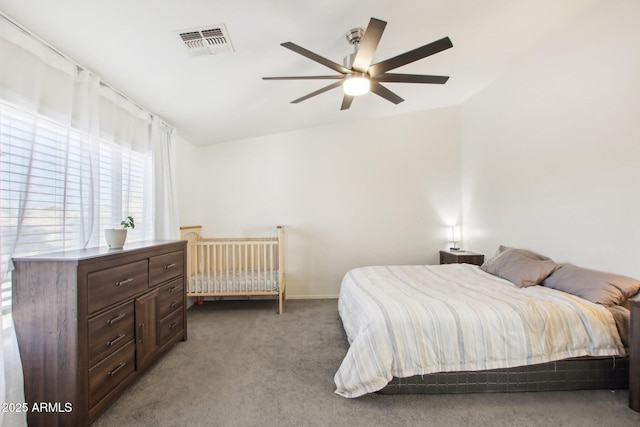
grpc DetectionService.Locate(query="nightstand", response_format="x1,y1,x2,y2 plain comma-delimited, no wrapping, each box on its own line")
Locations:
630,299,640,412
439,250,484,266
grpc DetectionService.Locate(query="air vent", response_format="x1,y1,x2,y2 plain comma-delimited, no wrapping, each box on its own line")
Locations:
177,24,234,56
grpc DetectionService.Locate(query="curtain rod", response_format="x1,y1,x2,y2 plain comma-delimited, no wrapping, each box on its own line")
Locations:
0,11,173,127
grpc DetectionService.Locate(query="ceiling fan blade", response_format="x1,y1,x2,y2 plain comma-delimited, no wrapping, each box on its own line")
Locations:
368,37,453,77
373,73,449,84
281,42,351,75
263,75,344,80
340,94,354,110
351,18,387,73
370,82,404,104
290,80,345,104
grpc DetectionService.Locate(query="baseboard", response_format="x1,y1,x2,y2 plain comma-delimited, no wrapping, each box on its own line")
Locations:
186,295,338,305
187,295,338,308
286,294,338,300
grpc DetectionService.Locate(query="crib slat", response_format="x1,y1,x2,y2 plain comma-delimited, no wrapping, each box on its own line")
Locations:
237,243,241,293
269,243,274,293
197,244,201,293
243,244,248,293
232,243,237,293
236,243,240,293
263,243,267,293
212,244,217,293
201,244,206,293
199,244,203,293
195,244,201,294
251,245,256,291
257,244,261,292
225,244,229,294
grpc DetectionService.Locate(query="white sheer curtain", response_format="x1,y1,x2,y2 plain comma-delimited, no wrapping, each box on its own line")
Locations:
0,13,177,427
0,16,76,427
152,117,180,240
0,320,23,427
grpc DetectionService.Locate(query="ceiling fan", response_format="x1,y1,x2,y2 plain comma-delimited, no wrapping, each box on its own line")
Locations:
262,17,453,110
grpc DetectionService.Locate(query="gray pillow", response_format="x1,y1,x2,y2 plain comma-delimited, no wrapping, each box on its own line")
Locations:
481,247,559,288
542,264,640,306
496,245,551,260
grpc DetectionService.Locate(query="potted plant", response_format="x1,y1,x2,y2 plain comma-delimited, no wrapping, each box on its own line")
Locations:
105,216,135,249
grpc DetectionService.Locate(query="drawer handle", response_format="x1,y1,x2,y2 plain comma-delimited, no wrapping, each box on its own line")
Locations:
115,278,134,287
170,321,179,329
170,301,179,309
169,286,180,293
107,334,126,347
107,313,126,325
108,362,127,377
164,263,177,270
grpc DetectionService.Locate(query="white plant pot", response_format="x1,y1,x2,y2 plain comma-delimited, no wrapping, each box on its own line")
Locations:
104,229,128,249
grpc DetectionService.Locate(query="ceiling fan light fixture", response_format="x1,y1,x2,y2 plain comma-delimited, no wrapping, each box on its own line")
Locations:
343,74,370,96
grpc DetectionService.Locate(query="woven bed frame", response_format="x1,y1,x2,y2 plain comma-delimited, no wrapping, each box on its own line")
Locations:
378,356,629,394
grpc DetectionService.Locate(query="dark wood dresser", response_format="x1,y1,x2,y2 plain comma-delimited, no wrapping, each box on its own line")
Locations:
630,299,640,412
12,240,187,426
439,250,484,266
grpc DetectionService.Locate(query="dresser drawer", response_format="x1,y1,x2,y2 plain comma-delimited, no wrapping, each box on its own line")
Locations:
149,251,184,287
158,278,184,320
159,309,183,346
89,340,135,408
88,260,149,314
88,301,135,367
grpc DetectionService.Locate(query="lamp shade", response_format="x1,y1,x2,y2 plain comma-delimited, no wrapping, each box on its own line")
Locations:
448,225,461,250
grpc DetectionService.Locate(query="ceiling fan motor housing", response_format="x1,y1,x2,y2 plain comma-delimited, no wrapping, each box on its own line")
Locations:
346,27,365,45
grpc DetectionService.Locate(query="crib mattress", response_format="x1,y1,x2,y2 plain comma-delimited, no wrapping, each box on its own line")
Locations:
188,270,280,294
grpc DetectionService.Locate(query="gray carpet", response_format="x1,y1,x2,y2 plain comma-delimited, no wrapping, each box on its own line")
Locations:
94,299,640,427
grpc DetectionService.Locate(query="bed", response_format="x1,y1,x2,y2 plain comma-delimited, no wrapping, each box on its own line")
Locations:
180,225,286,314
334,246,640,398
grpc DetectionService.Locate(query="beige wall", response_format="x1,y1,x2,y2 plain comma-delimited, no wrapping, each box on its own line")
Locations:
460,0,640,279
179,107,462,298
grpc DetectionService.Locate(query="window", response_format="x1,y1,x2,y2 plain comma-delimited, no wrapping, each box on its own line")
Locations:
0,101,153,324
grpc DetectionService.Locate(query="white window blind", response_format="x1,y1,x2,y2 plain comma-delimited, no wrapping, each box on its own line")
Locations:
0,101,153,320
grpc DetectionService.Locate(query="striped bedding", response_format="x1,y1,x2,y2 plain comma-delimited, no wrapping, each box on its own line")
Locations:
334,264,625,398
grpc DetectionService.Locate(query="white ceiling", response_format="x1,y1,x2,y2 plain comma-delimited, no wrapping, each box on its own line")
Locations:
0,0,602,146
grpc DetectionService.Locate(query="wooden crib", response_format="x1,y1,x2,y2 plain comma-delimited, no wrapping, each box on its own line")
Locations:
180,225,286,314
